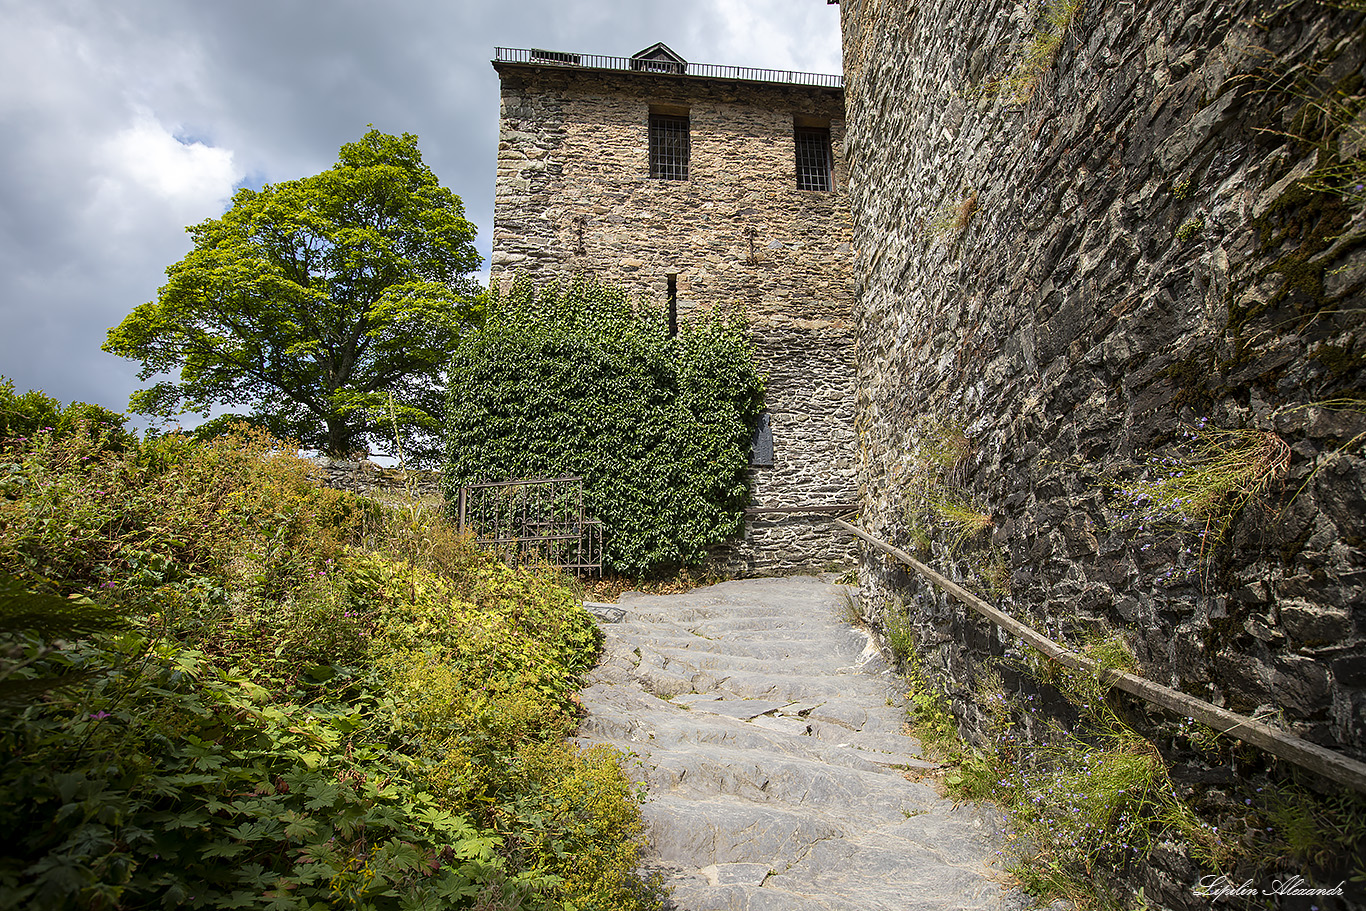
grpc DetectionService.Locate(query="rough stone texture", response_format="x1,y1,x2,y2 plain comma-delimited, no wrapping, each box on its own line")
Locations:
490,60,858,574
578,576,1025,911
838,1,1364,907
317,458,440,497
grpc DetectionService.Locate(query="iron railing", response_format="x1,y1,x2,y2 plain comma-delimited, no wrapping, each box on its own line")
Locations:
493,47,844,89
455,476,603,577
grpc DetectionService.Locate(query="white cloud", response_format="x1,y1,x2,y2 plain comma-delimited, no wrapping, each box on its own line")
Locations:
696,0,843,75
98,110,242,215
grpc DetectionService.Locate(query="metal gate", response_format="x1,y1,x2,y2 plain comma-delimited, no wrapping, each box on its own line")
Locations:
455,476,603,577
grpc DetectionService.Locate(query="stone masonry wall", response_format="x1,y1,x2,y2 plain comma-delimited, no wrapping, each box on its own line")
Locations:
491,63,858,573
841,0,1364,905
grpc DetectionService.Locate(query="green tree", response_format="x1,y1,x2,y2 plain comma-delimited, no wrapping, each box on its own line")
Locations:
104,129,481,465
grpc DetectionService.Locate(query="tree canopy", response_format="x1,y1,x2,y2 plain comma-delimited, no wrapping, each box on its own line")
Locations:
104,129,481,464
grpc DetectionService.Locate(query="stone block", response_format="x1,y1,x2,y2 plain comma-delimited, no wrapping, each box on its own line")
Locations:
1278,599,1352,645
1331,655,1366,688
1271,655,1332,717
1211,653,1271,712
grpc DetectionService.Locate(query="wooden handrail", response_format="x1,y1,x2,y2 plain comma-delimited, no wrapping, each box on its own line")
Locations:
831,518,1366,795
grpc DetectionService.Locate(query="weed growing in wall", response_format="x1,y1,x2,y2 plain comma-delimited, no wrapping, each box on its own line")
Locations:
1252,23,1366,210
946,636,1230,907
871,595,1327,906
897,416,998,593
883,606,962,756
1115,424,1290,563
973,548,1012,598
986,0,1085,105
1175,217,1204,243
925,189,979,241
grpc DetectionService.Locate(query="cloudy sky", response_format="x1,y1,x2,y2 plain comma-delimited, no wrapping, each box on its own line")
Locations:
0,0,842,425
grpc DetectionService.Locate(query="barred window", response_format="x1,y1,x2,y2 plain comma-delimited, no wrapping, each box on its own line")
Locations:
795,126,832,192
649,113,690,180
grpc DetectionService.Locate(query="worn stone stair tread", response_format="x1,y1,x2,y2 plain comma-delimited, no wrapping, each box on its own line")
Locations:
644,647,865,676
764,830,1009,908
670,697,794,720
628,745,940,818
641,793,846,867
585,727,895,777
665,879,874,911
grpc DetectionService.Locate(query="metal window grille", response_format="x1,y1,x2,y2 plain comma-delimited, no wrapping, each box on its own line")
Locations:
795,127,832,191
650,114,690,180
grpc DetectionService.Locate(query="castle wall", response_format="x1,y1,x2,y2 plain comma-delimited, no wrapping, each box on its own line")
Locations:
491,64,858,573
840,0,1364,901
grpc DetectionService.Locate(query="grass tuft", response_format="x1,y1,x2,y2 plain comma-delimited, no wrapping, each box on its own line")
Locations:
1000,0,1085,104
1119,425,1290,551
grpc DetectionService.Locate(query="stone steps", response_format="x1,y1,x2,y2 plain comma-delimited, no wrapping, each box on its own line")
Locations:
576,577,1024,911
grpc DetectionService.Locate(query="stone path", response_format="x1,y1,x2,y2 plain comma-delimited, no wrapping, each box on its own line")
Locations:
578,576,1024,911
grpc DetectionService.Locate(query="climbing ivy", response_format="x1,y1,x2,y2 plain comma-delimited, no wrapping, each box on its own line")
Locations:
444,277,764,576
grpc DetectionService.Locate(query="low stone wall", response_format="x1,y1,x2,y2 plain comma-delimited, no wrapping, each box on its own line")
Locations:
316,458,441,499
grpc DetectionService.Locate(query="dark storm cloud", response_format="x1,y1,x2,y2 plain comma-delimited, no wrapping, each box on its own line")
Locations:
0,0,840,420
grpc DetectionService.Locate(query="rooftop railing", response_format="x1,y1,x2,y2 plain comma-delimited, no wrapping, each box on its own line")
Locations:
493,47,844,89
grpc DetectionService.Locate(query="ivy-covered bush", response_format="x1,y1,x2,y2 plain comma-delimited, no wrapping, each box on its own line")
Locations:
444,277,765,576
0,397,662,910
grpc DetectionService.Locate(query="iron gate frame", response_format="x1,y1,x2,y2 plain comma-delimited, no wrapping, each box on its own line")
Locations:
455,475,603,577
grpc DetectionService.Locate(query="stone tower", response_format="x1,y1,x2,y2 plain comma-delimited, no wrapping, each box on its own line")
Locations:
489,44,857,574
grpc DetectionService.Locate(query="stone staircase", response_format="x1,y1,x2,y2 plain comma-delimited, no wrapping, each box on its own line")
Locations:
578,576,1028,911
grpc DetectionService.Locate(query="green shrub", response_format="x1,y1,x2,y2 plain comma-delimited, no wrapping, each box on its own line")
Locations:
0,639,536,910
0,423,363,606
511,742,662,911
0,376,131,450
444,276,764,576
0,397,659,910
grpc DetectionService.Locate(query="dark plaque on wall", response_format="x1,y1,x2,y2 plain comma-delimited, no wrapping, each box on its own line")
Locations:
750,411,774,467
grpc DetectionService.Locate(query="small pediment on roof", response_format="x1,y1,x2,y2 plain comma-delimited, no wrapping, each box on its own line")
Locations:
630,42,687,74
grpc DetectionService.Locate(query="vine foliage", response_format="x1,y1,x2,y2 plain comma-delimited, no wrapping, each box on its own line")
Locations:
444,277,764,576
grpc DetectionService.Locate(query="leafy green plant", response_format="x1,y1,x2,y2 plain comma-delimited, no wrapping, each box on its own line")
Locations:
0,388,661,910
886,614,961,758
0,573,128,705
1260,781,1366,869
445,276,764,576
511,743,664,911
0,376,132,451
0,640,536,910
